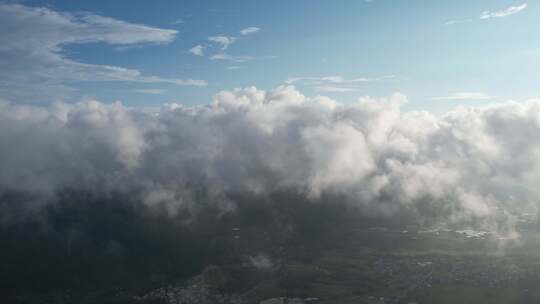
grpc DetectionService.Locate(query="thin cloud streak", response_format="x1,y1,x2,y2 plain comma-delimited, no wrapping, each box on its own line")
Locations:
240,27,261,35
286,75,396,93
432,92,496,101
131,89,167,95
481,3,527,20
316,86,360,93
446,3,527,25
210,54,253,63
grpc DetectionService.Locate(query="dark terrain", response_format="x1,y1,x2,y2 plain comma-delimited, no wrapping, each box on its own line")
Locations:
2,191,540,304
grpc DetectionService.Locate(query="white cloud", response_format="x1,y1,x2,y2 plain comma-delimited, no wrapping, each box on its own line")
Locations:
289,75,395,84
287,75,396,92
446,3,527,25
131,89,167,94
226,66,242,70
432,92,496,101
2,87,539,238
138,77,207,86
0,4,205,103
480,3,527,19
315,86,360,93
196,29,261,62
210,54,253,63
240,27,261,35
189,45,205,56
444,19,473,26
208,36,236,50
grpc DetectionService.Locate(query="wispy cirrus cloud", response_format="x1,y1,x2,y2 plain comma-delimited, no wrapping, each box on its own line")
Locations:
446,3,528,25
210,54,253,63
131,89,167,95
316,86,361,93
432,92,496,101
190,27,262,68
240,27,261,35
286,75,396,93
0,3,206,103
445,19,474,26
208,36,237,50
286,75,396,84
480,3,527,20
206,27,261,51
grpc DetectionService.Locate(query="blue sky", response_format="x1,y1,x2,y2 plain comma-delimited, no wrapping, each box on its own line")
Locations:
1,0,538,113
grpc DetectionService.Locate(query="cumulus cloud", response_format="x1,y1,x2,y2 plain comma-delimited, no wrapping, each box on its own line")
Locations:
0,4,205,103
1,86,539,238
189,45,206,56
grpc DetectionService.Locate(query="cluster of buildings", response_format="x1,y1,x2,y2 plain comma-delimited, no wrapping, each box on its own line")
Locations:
259,297,320,304
133,281,245,304
371,255,525,301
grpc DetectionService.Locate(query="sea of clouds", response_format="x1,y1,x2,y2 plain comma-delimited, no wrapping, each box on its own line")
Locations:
1,86,539,238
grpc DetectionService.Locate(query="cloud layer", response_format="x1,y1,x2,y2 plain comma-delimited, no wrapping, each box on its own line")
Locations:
1,87,539,237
